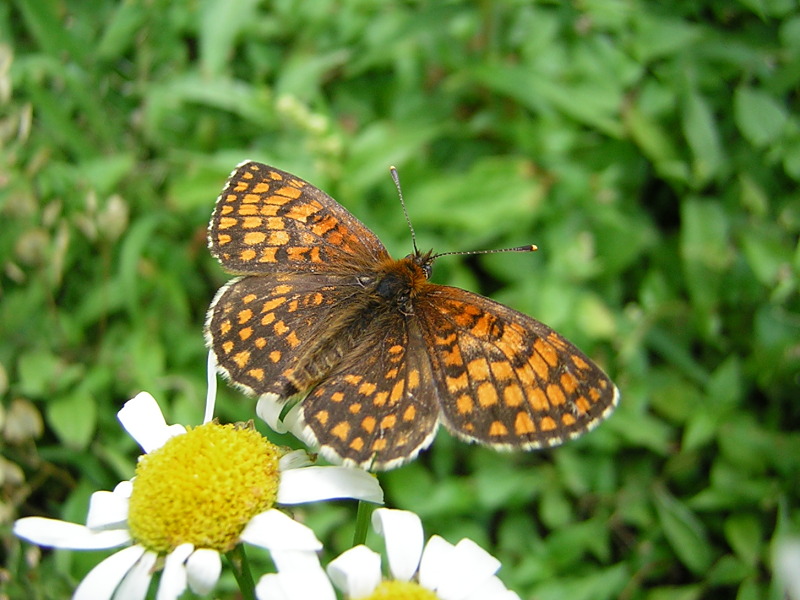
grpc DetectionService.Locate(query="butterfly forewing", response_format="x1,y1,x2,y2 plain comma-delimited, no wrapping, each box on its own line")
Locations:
209,161,389,275
416,285,619,448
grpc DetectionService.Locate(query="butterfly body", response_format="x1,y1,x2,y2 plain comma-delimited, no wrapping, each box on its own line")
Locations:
206,161,619,470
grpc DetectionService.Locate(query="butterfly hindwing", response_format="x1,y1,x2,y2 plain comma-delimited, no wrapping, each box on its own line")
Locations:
206,272,367,399
297,315,441,470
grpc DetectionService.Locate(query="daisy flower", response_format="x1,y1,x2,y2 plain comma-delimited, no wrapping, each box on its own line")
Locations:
776,539,800,600
14,391,383,600
255,508,521,600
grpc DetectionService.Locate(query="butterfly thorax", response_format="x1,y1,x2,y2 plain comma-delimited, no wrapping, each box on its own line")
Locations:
372,251,434,313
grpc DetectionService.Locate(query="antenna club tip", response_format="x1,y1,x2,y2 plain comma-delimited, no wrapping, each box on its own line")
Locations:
530,244,539,251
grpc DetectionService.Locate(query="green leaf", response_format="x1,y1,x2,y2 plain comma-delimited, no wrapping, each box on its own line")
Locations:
631,12,700,61
473,63,624,137
47,391,97,449
17,350,83,397
734,87,789,147
654,484,714,574
645,586,704,600
724,514,763,567
531,564,630,600
707,554,752,585
682,90,724,186
540,487,573,529
735,576,763,600
96,1,148,60
680,198,732,318
199,0,262,77
624,101,688,182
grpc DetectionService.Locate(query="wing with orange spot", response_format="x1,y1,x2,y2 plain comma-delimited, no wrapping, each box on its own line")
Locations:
205,272,364,400
297,316,441,471
208,161,389,275
415,284,620,450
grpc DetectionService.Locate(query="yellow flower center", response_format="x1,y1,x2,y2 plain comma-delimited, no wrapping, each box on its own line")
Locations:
127,421,280,554
357,580,439,600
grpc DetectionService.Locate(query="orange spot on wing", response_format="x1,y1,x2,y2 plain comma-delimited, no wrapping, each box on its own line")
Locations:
546,383,566,406
331,421,350,441
489,421,508,436
233,350,250,368
540,416,556,431
477,381,498,407
515,412,536,435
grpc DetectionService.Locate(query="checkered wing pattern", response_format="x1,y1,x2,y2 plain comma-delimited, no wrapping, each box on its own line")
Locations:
416,285,619,449
298,316,441,471
208,161,389,275
206,272,363,400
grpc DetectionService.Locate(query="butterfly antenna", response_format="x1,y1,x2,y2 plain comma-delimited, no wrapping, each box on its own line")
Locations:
390,166,538,259
390,166,419,254
433,245,538,259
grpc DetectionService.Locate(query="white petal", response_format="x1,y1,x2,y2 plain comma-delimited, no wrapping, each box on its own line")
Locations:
278,449,315,470
14,517,131,550
86,489,129,529
156,543,193,600
256,574,293,600
775,539,800,600
186,548,222,595
372,508,423,581
271,549,325,573
256,569,336,600
434,538,502,600
464,575,521,600
204,350,218,424
281,402,306,438
256,395,289,434
73,544,145,600
114,549,158,600
277,466,383,505
240,509,322,552
118,392,185,453
326,545,381,598
114,480,134,498
418,535,455,591
257,551,336,600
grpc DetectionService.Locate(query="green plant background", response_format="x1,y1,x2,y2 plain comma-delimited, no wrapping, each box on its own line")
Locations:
2,1,799,599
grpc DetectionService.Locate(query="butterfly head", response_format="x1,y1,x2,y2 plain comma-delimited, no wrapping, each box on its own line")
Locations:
409,248,435,280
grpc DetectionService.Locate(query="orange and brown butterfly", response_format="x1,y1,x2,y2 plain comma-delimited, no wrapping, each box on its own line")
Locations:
205,161,619,471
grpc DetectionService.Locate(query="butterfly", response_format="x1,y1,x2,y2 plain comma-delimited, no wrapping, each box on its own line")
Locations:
205,161,619,471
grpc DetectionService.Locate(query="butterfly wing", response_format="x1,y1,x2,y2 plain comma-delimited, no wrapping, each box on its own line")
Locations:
208,161,390,275
206,160,395,403
296,314,441,471
415,284,620,449
205,272,367,399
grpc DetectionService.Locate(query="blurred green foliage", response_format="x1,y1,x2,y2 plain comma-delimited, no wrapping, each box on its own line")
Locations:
2,1,799,599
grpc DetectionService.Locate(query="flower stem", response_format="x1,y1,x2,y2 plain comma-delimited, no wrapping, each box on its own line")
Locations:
227,544,256,600
353,499,375,546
